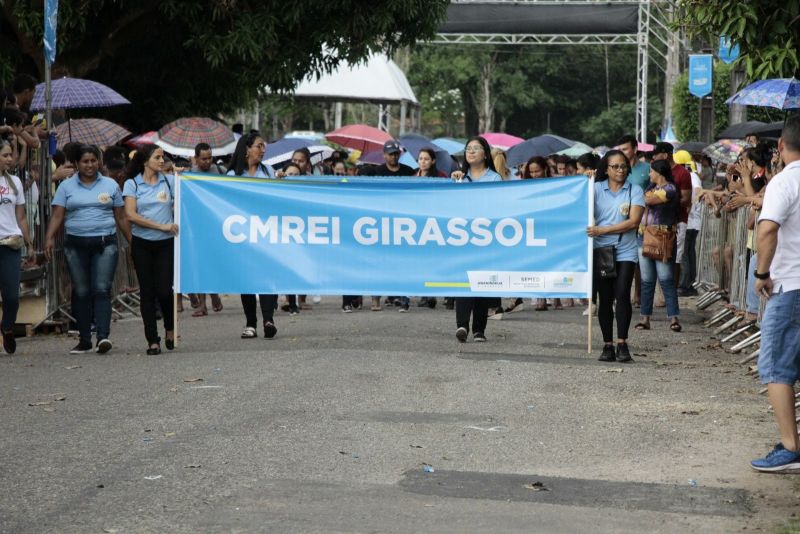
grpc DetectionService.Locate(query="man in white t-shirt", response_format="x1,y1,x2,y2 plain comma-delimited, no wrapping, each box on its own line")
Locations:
678,157,703,296
750,114,800,472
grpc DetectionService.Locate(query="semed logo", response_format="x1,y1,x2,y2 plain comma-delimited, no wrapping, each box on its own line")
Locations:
553,276,574,288
97,192,111,204
619,202,630,217
156,189,169,203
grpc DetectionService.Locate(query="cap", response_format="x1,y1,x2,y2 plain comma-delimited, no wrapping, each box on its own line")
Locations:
652,142,674,156
383,140,402,154
673,150,697,172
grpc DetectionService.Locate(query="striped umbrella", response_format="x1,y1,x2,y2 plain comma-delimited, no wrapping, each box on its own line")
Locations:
156,117,237,157
30,77,130,111
53,118,131,149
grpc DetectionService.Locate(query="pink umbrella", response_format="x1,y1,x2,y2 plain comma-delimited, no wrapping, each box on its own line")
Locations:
325,124,393,153
480,132,525,151
125,131,159,148
638,142,655,152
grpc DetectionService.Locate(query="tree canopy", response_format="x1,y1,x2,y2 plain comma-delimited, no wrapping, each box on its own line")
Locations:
1,0,449,130
676,1,800,80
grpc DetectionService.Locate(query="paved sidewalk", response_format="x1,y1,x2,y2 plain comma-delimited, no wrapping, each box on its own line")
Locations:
1,296,798,533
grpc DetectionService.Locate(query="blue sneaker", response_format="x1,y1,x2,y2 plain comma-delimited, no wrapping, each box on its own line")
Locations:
750,443,800,472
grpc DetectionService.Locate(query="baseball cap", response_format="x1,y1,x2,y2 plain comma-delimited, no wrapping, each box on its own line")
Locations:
673,149,697,172
652,142,674,156
383,140,401,154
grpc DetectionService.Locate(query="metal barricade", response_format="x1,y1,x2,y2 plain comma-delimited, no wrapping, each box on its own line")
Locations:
695,204,728,310
110,233,140,319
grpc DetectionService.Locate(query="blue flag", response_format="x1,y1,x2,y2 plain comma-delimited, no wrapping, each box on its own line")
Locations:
176,174,592,298
718,36,740,65
44,0,59,65
689,55,713,98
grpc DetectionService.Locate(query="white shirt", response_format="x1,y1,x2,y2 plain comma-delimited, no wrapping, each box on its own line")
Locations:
0,174,25,239
759,160,800,292
687,171,703,231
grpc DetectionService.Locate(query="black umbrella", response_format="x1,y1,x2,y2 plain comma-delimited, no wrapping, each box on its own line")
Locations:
749,121,784,139
676,141,708,153
716,121,765,140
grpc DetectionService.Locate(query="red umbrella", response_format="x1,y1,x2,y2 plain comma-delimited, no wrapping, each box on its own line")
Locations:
125,131,159,148
325,124,393,153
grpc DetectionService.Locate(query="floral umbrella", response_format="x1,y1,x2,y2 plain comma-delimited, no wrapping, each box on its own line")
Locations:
702,139,746,164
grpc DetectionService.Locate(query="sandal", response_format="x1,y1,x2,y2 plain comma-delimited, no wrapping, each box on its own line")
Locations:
670,322,682,332
241,326,257,339
211,295,223,312
192,309,208,317
634,322,650,330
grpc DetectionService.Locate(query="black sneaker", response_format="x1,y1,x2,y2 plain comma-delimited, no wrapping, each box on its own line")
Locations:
288,306,299,316
2,329,16,354
399,304,410,313
427,297,437,309
70,340,93,354
456,327,468,343
598,344,616,362
342,305,353,313
616,343,633,363
418,297,430,307
96,339,112,354
264,321,277,339
473,332,487,342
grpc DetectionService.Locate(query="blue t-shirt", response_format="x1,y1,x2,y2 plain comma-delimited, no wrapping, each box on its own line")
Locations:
594,180,645,262
227,165,270,179
122,173,175,241
627,161,650,190
52,175,123,237
456,168,502,182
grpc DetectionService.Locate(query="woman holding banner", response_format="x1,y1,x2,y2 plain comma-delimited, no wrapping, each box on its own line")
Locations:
227,133,279,339
451,136,502,343
587,150,645,363
123,144,178,355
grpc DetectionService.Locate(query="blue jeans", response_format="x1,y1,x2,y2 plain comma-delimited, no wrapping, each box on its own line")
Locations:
64,234,119,343
746,253,760,315
638,248,680,319
0,245,21,332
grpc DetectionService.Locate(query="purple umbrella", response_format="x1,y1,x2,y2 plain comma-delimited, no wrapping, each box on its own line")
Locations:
30,77,131,112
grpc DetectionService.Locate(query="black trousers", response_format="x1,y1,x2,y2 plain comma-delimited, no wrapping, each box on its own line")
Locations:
131,236,174,345
595,261,636,343
241,294,277,327
455,297,497,334
342,295,359,307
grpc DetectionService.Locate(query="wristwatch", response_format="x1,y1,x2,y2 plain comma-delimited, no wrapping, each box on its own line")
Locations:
754,270,770,280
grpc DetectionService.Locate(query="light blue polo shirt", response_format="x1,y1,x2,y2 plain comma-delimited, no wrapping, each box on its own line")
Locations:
593,180,645,262
52,174,123,237
122,173,175,241
227,165,269,178
627,161,650,190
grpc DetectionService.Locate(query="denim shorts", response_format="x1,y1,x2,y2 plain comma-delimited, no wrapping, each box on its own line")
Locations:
758,288,800,385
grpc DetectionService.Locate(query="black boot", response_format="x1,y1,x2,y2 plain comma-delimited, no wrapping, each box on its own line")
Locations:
598,344,616,362
616,342,633,363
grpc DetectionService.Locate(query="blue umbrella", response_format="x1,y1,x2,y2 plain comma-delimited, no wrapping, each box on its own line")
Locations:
264,138,312,160
506,135,573,168
432,137,465,155
30,77,130,112
725,78,800,109
399,134,454,174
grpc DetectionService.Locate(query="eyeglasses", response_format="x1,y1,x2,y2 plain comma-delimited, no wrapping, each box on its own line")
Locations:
465,146,484,154
608,164,628,171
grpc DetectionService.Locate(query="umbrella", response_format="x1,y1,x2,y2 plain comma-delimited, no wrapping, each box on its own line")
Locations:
53,119,131,149
431,137,465,155
359,151,386,165
506,135,572,168
716,121,766,140
263,138,312,161
556,142,594,157
594,145,611,157
702,139,746,164
725,78,800,109
480,132,525,150
676,141,709,153
125,131,159,148
749,121,784,138
30,77,130,112
264,144,334,169
156,117,237,157
638,142,655,152
325,124,393,153
399,133,454,174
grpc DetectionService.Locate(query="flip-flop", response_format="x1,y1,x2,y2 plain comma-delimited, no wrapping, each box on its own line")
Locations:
670,322,682,332
192,309,208,317
213,303,224,312
634,322,650,330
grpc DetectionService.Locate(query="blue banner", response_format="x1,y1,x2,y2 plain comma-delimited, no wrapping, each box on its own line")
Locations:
689,54,713,98
44,0,59,66
718,36,740,64
176,174,592,298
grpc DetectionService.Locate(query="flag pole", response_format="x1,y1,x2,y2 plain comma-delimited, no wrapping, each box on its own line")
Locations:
587,177,595,354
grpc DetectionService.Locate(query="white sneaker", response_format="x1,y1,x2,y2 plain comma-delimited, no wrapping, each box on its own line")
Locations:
312,295,322,304
582,304,597,316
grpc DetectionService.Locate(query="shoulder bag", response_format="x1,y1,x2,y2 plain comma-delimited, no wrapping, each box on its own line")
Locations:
593,185,631,279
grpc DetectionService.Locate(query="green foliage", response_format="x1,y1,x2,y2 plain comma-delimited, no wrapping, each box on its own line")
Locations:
676,1,800,79
579,97,663,147
0,0,449,130
672,62,732,140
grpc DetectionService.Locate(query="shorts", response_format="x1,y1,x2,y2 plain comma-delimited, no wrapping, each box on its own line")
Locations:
675,222,687,265
758,288,800,385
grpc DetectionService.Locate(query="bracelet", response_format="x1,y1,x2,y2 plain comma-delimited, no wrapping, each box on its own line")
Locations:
754,270,770,280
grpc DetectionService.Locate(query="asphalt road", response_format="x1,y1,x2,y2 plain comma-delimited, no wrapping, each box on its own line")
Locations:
1,296,798,533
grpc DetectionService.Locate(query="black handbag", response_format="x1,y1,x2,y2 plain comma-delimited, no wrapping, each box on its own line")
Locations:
593,185,631,279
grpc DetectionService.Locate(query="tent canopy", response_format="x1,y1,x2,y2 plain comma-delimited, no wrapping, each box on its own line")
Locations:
292,54,418,105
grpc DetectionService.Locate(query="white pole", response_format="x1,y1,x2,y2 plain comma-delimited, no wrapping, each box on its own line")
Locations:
173,171,182,348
